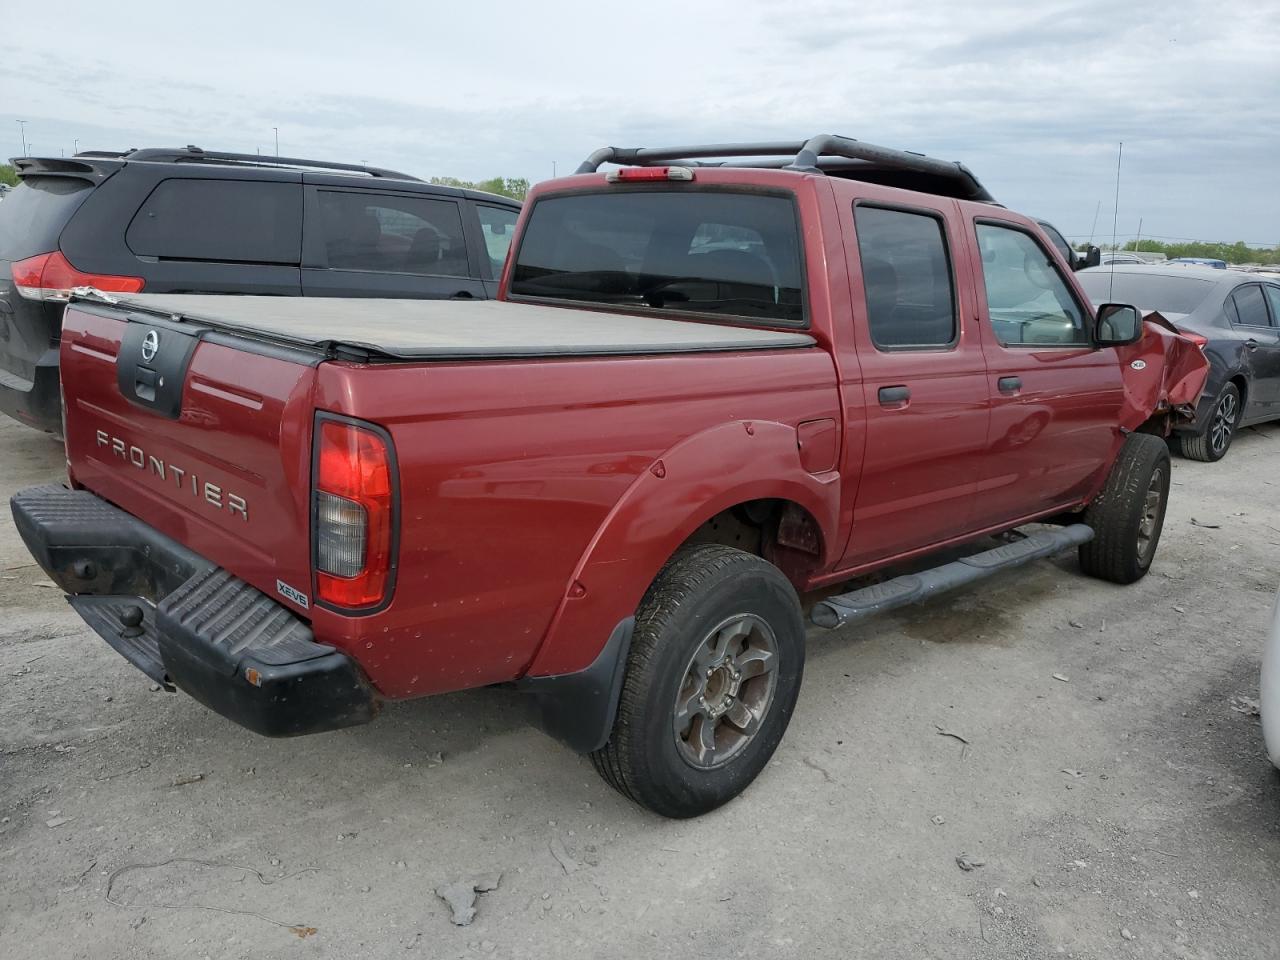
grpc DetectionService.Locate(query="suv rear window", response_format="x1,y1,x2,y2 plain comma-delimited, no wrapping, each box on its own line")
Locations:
0,178,95,261
510,190,804,325
126,179,302,264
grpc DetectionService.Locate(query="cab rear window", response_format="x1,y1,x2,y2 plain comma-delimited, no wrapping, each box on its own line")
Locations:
510,190,804,325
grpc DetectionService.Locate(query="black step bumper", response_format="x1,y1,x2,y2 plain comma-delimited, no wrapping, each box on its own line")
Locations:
10,484,378,737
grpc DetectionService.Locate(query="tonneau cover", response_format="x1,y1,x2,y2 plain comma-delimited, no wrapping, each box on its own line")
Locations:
98,294,815,360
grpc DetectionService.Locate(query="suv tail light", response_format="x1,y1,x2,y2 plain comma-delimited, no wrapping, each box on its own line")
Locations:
313,417,398,610
11,251,144,301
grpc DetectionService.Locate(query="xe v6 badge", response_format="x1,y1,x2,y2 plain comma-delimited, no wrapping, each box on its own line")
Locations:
141,329,160,362
1130,359,1147,370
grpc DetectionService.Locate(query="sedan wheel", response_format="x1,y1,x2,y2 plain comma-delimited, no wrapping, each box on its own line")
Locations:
1179,383,1242,463
1209,391,1237,457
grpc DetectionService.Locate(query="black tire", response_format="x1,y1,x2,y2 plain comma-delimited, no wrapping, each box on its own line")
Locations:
1078,433,1171,584
1179,382,1241,462
590,545,804,818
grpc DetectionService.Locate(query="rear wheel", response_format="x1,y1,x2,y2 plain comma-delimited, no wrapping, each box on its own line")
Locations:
590,545,804,818
1079,433,1171,584
1179,383,1241,462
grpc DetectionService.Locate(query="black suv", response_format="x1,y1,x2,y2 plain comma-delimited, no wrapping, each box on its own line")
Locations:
0,147,522,432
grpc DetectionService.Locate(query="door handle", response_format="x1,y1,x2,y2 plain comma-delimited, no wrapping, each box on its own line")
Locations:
1246,338,1258,351
998,376,1022,394
451,290,476,300
878,385,910,406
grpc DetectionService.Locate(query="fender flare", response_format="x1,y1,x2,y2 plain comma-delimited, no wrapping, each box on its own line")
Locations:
523,419,840,679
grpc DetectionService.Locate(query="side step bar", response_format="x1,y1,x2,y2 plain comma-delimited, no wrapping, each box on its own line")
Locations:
811,524,1094,629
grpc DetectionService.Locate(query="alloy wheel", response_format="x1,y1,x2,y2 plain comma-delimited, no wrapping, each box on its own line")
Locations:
1209,392,1237,456
672,614,779,769
1136,466,1164,563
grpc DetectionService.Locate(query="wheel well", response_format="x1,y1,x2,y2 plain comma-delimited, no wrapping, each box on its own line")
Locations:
1229,375,1247,406
680,499,824,588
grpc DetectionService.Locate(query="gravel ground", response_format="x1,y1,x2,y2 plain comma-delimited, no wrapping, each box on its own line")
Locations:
1,416,1277,960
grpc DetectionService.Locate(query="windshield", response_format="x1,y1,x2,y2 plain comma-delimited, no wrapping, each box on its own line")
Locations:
510,190,804,325
1076,271,1216,316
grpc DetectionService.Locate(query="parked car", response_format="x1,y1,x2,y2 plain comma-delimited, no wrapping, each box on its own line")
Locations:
0,147,521,433
1169,257,1227,269
10,135,1208,818
1100,252,1148,266
1078,264,1280,461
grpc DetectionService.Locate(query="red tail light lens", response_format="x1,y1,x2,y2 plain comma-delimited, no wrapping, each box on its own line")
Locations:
1180,331,1209,350
605,166,695,183
314,418,397,609
11,251,144,301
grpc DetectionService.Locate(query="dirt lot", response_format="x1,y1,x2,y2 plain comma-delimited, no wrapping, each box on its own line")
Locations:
1,416,1277,960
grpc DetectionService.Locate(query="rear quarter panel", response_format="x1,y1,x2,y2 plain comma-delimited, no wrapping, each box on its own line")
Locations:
313,346,841,695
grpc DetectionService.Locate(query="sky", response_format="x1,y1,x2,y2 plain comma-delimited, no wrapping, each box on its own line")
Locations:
2,0,1276,246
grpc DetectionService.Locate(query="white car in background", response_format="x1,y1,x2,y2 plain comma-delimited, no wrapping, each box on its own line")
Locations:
1264,591,1280,769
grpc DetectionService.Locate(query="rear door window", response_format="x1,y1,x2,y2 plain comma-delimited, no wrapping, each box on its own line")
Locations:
510,190,804,325
316,191,469,277
0,178,95,261
1263,285,1280,325
476,204,519,278
126,179,301,263
975,222,1089,346
853,205,957,349
1229,284,1271,327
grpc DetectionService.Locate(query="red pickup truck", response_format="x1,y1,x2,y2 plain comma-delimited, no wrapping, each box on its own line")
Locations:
11,136,1208,818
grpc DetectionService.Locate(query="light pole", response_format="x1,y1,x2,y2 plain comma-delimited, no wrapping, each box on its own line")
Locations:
273,127,279,157
73,139,79,155
16,120,27,155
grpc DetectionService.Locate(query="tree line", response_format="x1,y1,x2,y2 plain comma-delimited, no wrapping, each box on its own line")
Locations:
428,176,528,201
1119,238,1278,265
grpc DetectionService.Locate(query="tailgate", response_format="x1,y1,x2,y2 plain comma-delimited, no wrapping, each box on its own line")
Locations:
58,301,319,616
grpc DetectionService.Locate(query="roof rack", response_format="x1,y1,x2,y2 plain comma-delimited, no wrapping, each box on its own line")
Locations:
576,134,993,202
121,145,421,181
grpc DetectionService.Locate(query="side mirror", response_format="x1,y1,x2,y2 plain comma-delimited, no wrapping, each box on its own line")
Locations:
490,221,508,236
1096,303,1143,346
1082,245,1102,269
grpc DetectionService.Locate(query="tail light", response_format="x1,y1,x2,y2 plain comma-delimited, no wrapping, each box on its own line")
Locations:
11,251,144,301
1180,331,1209,351
605,166,695,183
313,417,398,610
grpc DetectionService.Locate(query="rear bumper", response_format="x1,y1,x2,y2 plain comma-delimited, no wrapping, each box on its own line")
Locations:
10,483,378,737
0,346,62,433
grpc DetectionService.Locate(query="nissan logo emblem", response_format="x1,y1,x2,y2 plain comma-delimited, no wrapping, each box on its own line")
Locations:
141,330,160,363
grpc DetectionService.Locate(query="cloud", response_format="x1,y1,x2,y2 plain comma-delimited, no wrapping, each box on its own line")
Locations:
1,0,1276,243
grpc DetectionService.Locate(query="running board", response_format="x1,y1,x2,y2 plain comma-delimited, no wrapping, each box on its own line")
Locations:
810,524,1094,629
